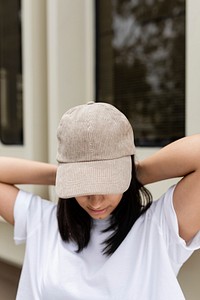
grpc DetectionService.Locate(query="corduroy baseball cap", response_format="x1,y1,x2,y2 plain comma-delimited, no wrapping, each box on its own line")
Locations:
55,101,135,198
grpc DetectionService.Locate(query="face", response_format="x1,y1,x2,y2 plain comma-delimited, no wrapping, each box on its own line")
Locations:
75,194,123,220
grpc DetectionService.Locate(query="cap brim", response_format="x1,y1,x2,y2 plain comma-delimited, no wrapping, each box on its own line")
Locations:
55,156,132,199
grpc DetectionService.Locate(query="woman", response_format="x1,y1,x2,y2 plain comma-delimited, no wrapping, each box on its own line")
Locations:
0,102,200,299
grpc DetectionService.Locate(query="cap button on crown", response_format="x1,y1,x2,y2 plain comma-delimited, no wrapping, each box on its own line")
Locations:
87,101,95,105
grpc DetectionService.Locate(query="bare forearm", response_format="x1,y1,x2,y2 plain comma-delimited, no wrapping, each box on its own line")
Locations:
137,134,200,185
0,157,57,186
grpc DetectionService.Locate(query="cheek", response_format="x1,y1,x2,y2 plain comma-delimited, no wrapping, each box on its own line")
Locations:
110,195,123,208
115,199,122,207
75,198,87,209
113,200,121,209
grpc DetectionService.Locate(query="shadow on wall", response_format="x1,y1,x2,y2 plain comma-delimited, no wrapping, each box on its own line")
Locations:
0,260,21,300
178,250,200,299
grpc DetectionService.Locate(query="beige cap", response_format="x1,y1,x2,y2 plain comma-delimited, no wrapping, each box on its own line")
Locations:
56,102,135,198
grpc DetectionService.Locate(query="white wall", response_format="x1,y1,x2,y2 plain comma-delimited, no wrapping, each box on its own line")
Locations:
0,0,49,264
47,0,95,167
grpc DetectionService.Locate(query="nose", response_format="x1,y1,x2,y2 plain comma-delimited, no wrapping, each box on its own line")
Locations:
89,195,104,209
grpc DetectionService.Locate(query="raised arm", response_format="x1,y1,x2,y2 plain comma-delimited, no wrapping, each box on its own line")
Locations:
137,134,200,242
0,157,57,225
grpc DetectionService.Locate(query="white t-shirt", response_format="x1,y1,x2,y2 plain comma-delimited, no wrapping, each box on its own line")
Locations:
14,185,200,300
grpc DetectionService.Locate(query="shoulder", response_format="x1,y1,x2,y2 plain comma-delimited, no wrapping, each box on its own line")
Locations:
14,189,56,218
149,185,175,219
146,184,200,253
139,185,180,244
135,185,200,272
14,189,57,244
142,185,175,227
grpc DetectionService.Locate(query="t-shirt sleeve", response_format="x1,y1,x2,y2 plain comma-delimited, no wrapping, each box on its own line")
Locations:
152,185,200,272
14,189,55,245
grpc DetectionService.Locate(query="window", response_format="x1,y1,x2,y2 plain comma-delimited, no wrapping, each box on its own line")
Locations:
96,0,185,147
0,0,23,145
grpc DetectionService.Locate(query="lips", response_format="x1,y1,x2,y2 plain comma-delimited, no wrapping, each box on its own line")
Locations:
88,207,107,215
